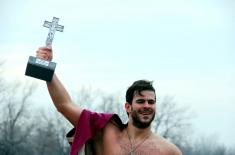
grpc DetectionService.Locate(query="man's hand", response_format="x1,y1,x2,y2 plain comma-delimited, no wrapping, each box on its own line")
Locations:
36,46,53,61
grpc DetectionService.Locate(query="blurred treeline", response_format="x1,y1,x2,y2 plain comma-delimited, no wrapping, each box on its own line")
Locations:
0,61,234,155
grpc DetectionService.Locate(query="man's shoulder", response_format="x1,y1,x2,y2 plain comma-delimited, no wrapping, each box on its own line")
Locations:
103,115,126,133
152,134,182,155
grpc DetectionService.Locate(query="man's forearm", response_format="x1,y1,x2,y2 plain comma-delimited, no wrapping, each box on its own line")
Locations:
46,74,72,112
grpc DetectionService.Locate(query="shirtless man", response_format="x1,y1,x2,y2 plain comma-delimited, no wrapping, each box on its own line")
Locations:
36,46,182,155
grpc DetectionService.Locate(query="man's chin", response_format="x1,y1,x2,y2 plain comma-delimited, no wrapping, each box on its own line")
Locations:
133,116,154,128
139,114,154,121
139,119,153,125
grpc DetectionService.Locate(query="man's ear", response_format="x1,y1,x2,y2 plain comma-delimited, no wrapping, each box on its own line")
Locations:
125,102,131,113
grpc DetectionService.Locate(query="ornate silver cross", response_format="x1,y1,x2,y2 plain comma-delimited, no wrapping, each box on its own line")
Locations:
43,17,64,46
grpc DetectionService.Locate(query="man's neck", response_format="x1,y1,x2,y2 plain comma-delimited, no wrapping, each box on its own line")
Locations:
126,123,152,140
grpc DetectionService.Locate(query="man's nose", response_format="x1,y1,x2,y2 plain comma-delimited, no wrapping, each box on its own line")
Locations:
143,101,151,107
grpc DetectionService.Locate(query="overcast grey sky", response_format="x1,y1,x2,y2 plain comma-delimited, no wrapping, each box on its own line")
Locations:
1,0,235,147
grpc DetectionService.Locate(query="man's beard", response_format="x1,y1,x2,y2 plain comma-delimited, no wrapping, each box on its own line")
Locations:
131,107,155,129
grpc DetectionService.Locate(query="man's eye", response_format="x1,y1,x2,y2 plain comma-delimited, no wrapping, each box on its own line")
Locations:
136,99,145,103
136,99,156,104
148,100,155,104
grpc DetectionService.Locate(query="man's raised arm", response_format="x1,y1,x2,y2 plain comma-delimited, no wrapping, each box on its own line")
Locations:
47,74,83,126
37,46,83,126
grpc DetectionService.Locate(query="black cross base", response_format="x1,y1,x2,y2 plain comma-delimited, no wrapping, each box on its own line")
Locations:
25,56,56,82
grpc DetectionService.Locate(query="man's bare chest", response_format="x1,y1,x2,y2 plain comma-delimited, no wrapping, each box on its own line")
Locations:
99,134,163,155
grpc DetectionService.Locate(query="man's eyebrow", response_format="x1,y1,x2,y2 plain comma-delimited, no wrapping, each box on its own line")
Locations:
135,99,156,102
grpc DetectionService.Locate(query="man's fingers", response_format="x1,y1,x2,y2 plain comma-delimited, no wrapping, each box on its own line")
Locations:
36,49,53,61
37,49,50,55
39,46,52,51
36,53,48,59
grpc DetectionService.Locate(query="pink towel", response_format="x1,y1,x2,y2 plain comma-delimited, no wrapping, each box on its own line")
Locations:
67,109,115,155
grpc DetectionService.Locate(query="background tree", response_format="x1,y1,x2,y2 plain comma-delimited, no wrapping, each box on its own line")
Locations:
31,110,71,155
152,96,193,147
0,60,37,155
0,59,6,103
0,81,36,155
181,135,227,155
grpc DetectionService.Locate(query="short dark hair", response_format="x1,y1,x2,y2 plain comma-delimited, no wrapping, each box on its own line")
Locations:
126,80,155,104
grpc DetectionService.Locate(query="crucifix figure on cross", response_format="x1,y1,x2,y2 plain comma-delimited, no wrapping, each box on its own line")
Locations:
43,17,64,46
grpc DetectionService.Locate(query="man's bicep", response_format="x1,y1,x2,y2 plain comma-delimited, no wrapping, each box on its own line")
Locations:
59,102,83,126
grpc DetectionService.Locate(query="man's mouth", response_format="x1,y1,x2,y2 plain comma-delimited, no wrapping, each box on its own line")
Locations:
139,109,153,115
140,112,152,115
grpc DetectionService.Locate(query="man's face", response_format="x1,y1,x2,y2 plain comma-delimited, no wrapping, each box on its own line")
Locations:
127,90,156,129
